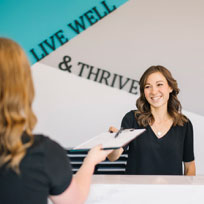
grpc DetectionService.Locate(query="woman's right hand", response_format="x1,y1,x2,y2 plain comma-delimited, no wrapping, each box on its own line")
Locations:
84,145,113,166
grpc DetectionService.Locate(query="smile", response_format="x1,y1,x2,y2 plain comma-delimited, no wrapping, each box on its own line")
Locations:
151,96,162,101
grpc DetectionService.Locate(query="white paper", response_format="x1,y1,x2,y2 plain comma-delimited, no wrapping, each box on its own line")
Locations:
73,129,145,150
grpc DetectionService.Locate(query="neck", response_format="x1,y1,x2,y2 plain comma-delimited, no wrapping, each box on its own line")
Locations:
151,105,170,123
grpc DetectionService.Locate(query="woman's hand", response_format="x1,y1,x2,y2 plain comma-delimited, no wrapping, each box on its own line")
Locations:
84,145,113,166
107,126,124,161
109,126,118,133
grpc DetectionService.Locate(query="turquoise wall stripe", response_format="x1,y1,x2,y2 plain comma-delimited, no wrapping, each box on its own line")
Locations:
0,0,128,64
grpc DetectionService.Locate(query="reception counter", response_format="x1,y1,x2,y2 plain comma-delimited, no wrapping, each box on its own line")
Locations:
86,175,204,204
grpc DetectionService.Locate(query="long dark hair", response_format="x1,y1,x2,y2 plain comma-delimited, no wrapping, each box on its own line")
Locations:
135,65,187,127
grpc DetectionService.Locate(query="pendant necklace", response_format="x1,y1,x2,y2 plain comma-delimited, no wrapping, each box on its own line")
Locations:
157,131,162,137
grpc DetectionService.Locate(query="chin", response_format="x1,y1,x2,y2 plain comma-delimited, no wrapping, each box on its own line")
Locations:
150,102,167,109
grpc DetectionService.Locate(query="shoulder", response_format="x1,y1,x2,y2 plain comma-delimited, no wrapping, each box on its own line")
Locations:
37,135,67,156
121,110,140,129
122,110,137,124
37,135,62,149
183,117,194,133
33,135,73,195
173,116,193,134
30,134,60,149
22,133,72,195
123,110,137,120
29,134,68,161
178,116,193,129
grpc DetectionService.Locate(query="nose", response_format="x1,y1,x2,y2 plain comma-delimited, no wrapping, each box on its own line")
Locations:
150,86,158,95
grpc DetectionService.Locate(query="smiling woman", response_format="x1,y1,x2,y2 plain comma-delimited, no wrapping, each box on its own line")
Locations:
108,65,196,176
136,66,186,127
143,72,173,111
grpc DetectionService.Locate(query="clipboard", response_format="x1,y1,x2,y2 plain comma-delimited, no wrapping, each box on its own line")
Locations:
72,128,146,151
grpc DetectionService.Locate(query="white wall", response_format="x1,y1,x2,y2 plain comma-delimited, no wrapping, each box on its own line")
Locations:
32,63,204,175
32,0,204,174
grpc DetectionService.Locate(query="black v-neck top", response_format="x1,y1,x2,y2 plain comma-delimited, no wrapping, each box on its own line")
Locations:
121,110,195,175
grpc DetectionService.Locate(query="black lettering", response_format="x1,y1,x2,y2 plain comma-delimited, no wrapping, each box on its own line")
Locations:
68,16,86,34
110,73,118,87
39,42,49,56
78,62,89,76
55,30,69,45
101,0,116,13
30,48,45,62
87,66,101,81
58,56,72,72
84,10,98,25
43,37,55,51
129,80,139,94
119,75,130,89
92,6,107,20
99,70,111,85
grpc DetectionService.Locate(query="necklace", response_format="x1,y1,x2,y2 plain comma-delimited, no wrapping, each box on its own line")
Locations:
151,115,173,138
157,131,162,137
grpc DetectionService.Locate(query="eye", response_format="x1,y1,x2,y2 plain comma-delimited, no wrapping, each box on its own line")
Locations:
157,83,163,86
144,85,150,89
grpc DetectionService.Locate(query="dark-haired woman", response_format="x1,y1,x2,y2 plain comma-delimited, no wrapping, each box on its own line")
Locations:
108,65,195,175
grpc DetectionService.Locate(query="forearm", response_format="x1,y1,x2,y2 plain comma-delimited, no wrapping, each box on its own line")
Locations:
73,158,95,203
107,147,123,161
184,169,195,175
184,167,196,176
184,161,196,176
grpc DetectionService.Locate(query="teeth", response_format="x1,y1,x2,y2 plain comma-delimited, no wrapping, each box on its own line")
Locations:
151,96,161,101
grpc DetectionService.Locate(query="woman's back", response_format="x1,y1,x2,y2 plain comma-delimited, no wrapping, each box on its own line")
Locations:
0,37,112,204
0,134,72,204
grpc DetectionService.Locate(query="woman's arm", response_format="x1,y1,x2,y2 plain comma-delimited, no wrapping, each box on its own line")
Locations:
107,147,124,161
184,160,196,176
50,145,112,204
107,126,124,161
183,120,195,176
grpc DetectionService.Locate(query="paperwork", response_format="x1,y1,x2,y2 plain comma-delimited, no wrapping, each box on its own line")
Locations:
73,128,145,150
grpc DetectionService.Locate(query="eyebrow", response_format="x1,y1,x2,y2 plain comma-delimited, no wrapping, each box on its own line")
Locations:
156,80,164,83
145,80,165,85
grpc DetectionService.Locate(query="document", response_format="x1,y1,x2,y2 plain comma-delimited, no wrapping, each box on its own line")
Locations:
73,128,146,150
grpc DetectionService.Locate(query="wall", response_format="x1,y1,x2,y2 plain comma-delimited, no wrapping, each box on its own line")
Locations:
1,0,204,174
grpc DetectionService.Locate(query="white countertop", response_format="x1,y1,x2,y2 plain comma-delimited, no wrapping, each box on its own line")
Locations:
86,175,204,204
91,175,204,185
